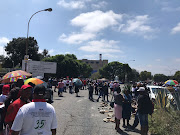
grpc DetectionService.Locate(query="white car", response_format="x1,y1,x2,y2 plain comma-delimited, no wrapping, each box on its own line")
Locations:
146,85,161,100
147,85,173,100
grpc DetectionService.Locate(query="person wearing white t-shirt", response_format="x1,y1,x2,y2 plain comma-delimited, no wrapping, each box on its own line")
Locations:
11,84,57,135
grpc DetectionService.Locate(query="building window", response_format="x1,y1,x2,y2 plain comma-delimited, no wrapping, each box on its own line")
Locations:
91,62,94,64
96,62,99,64
86,62,88,64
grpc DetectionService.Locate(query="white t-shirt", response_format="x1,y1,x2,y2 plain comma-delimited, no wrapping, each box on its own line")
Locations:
11,102,57,135
109,83,114,88
0,94,7,102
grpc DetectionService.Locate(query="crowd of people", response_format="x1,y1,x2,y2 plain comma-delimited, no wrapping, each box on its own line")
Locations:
0,78,57,135
49,77,153,135
0,76,154,135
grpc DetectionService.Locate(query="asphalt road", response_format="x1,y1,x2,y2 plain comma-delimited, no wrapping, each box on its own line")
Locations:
52,87,141,135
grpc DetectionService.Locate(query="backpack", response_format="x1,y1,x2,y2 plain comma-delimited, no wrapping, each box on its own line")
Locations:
148,100,154,115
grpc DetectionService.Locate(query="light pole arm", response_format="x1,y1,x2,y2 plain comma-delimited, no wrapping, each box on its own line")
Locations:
26,8,52,55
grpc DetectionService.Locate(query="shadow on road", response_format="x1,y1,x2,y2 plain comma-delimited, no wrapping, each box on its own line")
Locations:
76,96,85,98
124,128,141,134
54,98,62,100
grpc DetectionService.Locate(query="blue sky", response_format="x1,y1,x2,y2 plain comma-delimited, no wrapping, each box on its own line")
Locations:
0,0,180,76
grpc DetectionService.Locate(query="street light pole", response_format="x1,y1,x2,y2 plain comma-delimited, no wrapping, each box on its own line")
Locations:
123,60,135,83
25,8,52,71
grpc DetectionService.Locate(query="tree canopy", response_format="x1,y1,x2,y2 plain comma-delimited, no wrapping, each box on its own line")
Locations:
2,37,50,68
174,71,180,82
99,61,132,82
140,71,152,81
153,74,168,82
43,54,92,78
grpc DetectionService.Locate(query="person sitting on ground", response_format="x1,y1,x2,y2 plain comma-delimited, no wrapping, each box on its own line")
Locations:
5,84,32,129
11,84,57,135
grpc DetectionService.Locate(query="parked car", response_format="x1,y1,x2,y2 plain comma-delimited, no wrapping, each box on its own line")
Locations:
147,85,174,100
146,85,158,101
43,82,53,103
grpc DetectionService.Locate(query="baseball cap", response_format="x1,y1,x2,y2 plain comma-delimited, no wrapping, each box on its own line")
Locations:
33,84,46,96
17,84,32,97
2,85,10,95
137,87,145,92
21,84,32,90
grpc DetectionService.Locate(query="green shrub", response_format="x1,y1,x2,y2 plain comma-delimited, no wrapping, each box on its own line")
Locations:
149,108,180,135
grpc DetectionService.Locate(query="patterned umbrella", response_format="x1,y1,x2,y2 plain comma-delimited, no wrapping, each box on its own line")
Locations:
1,70,32,83
72,78,82,87
165,80,178,86
24,78,44,85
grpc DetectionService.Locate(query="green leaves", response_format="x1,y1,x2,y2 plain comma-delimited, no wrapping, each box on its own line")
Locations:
43,54,92,78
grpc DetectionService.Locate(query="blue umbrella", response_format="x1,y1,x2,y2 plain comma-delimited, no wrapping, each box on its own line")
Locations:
73,78,82,87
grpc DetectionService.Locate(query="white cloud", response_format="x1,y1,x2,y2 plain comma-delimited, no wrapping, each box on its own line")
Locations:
0,37,9,55
171,23,180,34
162,6,180,12
155,59,161,62
82,54,98,60
175,58,180,62
57,0,85,9
91,1,108,9
118,15,156,39
49,49,55,54
59,32,96,44
71,10,123,33
121,15,153,34
38,49,43,53
0,37,9,46
79,39,122,53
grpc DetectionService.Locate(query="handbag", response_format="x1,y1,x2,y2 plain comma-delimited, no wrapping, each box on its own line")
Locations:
110,96,114,108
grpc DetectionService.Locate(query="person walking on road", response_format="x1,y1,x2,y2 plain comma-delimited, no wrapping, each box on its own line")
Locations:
69,79,73,94
96,81,104,102
57,79,64,97
103,82,109,102
114,87,124,132
5,84,32,129
11,84,57,135
88,83,94,101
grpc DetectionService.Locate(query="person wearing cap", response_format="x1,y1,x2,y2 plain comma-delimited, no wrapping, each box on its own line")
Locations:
11,84,57,135
0,85,10,133
0,85,10,105
137,87,150,135
5,84,32,129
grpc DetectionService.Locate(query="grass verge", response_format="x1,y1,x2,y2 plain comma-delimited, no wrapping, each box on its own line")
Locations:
148,108,180,135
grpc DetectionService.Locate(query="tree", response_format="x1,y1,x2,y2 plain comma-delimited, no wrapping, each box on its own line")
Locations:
99,61,124,80
43,54,92,78
174,71,180,82
79,61,93,78
129,69,140,82
3,37,40,68
140,71,152,81
153,74,168,82
39,49,50,60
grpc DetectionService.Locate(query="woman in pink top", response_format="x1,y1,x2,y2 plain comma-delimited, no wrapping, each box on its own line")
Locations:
57,80,64,97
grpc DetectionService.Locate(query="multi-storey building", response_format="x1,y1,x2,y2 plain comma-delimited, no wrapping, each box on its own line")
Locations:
81,54,108,73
